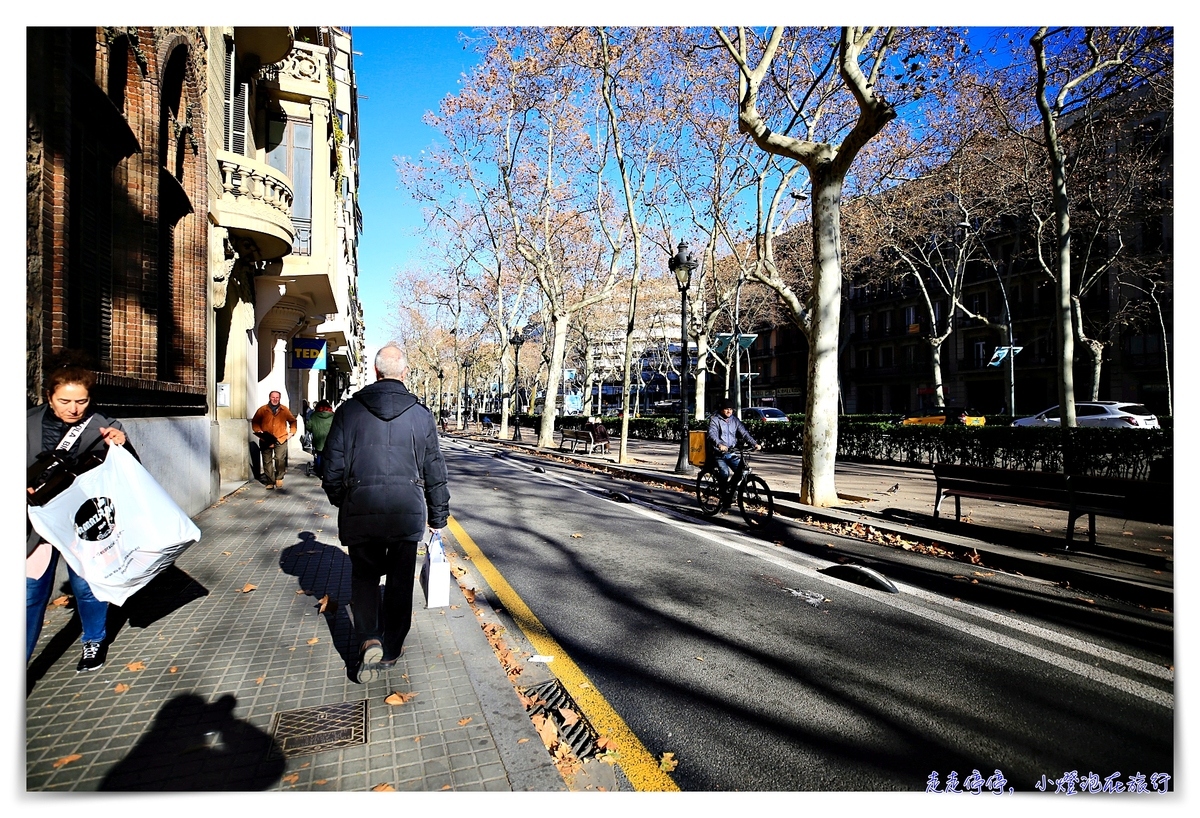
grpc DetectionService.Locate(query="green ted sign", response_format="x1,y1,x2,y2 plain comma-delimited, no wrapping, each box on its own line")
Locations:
290,338,328,370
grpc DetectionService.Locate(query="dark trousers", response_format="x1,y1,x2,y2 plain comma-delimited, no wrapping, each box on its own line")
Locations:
263,443,288,484
347,537,420,660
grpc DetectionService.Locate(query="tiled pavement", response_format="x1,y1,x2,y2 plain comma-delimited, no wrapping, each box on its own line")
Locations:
25,466,565,793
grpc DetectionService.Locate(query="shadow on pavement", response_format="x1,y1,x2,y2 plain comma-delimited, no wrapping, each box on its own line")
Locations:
26,566,210,696
279,531,356,668
99,693,285,790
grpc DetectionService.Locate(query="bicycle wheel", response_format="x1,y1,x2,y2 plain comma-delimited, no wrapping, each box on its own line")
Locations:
696,468,723,516
738,475,774,528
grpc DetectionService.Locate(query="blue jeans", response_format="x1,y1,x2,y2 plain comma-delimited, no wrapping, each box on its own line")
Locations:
26,547,108,661
715,451,744,486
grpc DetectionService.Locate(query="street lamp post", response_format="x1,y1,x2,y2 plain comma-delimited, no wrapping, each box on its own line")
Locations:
510,329,525,442
670,241,698,474
461,358,473,428
437,369,445,429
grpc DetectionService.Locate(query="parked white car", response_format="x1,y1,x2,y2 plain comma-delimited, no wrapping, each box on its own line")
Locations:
742,406,790,423
1011,402,1160,429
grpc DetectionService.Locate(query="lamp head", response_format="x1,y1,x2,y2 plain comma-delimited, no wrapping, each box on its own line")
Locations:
669,241,697,290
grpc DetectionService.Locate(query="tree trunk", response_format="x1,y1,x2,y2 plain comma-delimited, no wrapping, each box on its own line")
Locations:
537,313,570,448
927,337,945,410
801,170,843,507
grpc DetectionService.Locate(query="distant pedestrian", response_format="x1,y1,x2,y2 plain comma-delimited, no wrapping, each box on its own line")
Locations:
252,390,298,490
306,400,335,478
706,397,761,491
322,342,450,683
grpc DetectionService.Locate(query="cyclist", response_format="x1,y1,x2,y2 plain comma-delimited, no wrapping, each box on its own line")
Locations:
707,397,761,499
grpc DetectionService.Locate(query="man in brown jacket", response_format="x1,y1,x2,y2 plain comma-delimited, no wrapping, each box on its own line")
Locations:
252,390,298,489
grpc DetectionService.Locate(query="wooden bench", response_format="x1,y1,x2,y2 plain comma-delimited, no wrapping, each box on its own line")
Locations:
932,463,1172,546
558,428,609,454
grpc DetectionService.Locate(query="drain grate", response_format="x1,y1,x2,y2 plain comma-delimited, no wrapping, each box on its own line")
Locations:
520,678,601,759
268,700,368,759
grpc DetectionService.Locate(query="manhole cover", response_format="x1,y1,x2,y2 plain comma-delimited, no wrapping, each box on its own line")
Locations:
268,700,368,759
520,679,600,759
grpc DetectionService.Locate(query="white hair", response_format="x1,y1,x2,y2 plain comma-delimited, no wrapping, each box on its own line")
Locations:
374,342,409,380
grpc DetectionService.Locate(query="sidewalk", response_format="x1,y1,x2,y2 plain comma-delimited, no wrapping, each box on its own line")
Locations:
455,424,1174,611
25,467,565,793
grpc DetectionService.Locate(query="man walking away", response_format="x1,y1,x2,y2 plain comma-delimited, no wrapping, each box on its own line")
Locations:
306,400,335,478
322,343,450,683
252,390,298,490
707,397,761,495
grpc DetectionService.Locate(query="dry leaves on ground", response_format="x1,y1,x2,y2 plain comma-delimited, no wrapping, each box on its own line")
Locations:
659,751,679,772
51,596,69,607
371,782,396,792
256,676,266,685
125,661,146,672
53,754,82,768
531,712,558,748
559,707,579,727
169,667,178,673
458,717,473,726
306,638,319,645
317,594,333,613
114,683,130,694
385,691,417,706
241,583,257,593
282,773,299,784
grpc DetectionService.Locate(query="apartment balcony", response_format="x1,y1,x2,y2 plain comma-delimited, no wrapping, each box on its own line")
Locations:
213,150,295,261
262,41,329,102
235,27,294,67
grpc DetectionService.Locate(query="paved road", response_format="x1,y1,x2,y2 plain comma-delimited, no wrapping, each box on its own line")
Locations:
439,438,1174,792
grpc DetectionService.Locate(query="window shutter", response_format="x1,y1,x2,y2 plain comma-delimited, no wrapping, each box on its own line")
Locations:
223,40,235,152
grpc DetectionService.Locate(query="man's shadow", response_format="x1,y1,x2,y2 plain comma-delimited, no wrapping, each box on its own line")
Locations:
99,693,285,790
27,565,209,696
279,532,356,673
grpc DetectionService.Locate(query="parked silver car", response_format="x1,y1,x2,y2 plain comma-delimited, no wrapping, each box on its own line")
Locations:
742,406,790,423
1011,401,1160,429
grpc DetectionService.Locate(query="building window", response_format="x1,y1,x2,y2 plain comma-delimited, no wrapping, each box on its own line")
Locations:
268,116,314,254
973,340,988,368
903,305,917,327
879,347,894,368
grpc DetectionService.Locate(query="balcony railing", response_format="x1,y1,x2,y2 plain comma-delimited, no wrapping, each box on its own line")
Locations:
214,150,295,261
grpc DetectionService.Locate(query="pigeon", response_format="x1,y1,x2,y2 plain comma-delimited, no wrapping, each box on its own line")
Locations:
886,483,900,493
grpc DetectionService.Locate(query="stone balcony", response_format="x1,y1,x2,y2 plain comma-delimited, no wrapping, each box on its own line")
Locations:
262,41,329,101
213,150,295,261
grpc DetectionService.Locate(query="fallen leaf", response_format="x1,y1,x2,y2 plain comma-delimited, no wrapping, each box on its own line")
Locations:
517,738,530,744
53,754,82,768
695,656,704,662
307,638,319,645
256,676,265,685
51,595,70,607
222,551,232,556
296,589,306,595
385,691,417,705
315,779,327,785
532,712,558,748
571,533,583,538
458,717,473,726
169,667,178,673
318,594,332,613
559,708,579,727
372,782,396,792
413,735,424,742
114,683,130,694
282,773,299,784
241,583,257,593
126,661,146,672
659,752,679,772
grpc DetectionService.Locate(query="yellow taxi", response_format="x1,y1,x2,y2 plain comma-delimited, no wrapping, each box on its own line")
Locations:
899,407,986,427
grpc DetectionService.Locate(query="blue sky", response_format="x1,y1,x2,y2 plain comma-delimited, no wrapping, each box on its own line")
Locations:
352,27,484,353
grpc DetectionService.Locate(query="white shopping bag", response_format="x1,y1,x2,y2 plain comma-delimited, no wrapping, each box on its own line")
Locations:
27,444,202,605
419,529,450,608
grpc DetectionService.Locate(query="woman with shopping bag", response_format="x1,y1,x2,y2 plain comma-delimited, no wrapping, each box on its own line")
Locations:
26,355,134,672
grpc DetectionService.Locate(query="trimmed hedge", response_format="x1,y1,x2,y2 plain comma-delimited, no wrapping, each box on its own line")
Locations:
509,412,1170,478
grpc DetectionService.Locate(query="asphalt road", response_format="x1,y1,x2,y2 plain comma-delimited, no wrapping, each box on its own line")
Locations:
440,437,1174,792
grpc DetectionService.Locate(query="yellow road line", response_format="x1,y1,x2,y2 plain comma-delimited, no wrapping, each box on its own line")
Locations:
446,515,679,792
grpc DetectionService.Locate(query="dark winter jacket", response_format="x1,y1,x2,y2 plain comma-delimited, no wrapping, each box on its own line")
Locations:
321,379,450,545
26,404,133,556
306,409,335,453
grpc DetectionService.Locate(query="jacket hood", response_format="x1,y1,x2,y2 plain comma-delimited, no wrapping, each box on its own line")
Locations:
354,379,419,422
312,410,335,418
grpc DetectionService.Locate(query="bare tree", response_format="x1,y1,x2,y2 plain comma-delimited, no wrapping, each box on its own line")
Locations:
715,26,966,506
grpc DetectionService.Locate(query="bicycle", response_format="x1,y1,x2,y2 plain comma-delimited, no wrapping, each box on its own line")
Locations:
695,446,775,528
